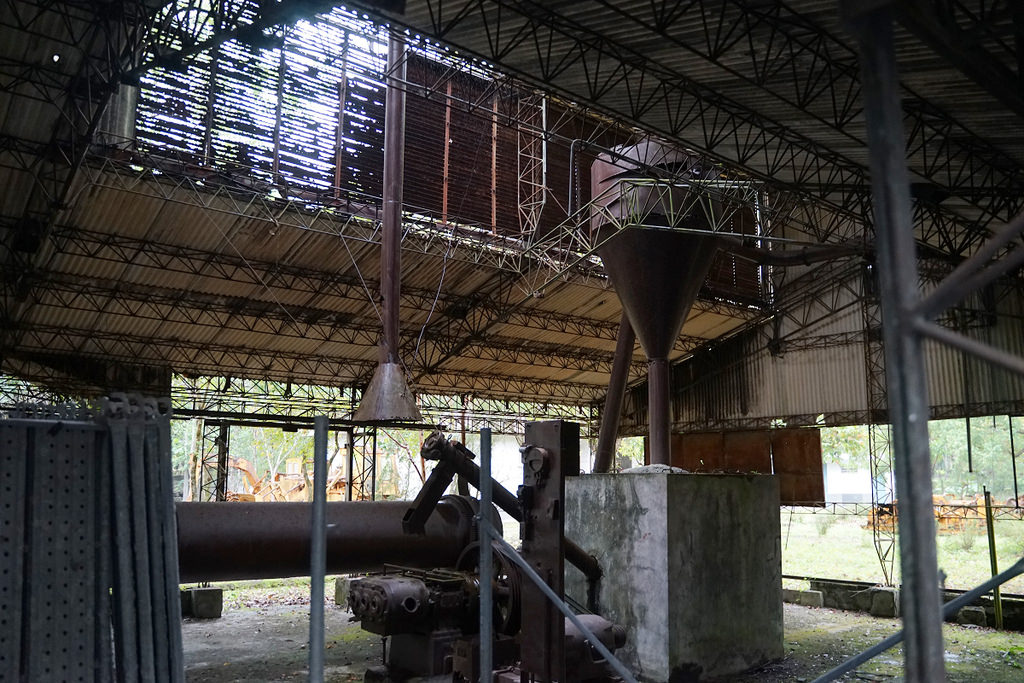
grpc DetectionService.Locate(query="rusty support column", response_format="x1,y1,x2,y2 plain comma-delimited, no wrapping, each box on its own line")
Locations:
380,33,407,365
647,358,671,466
594,313,635,472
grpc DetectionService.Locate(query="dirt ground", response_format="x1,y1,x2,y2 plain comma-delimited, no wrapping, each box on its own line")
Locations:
183,597,1024,682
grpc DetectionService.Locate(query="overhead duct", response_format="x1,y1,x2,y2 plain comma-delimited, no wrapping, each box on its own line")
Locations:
591,141,722,466
354,33,422,423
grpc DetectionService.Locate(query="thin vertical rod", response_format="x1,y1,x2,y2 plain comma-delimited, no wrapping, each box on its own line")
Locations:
983,488,1003,629
1010,416,1019,508
594,313,635,472
648,358,671,466
380,33,407,364
309,415,328,682
852,8,945,681
345,428,354,502
479,427,493,683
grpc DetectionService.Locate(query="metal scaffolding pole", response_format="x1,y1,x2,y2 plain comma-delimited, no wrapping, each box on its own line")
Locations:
847,5,945,680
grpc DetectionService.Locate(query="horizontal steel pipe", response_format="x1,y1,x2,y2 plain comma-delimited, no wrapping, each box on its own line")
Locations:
177,496,477,582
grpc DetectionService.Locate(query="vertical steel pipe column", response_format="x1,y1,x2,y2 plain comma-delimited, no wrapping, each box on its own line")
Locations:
848,6,945,680
381,33,406,366
479,428,493,683
647,358,670,466
309,416,328,682
594,314,635,472
354,33,421,424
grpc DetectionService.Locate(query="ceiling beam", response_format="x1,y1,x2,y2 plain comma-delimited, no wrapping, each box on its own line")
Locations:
894,0,1024,120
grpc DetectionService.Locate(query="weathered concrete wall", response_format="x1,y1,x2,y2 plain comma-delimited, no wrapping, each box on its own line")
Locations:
565,473,782,682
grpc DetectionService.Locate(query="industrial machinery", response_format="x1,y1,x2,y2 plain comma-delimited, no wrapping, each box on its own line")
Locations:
175,420,627,682
345,421,627,683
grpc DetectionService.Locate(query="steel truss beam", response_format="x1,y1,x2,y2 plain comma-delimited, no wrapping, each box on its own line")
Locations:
893,0,1023,119
20,270,645,377
581,0,1024,233
170,375,596,435
9,323,607,403
0,0,161,334
787,502,1024,521
348,426,376,500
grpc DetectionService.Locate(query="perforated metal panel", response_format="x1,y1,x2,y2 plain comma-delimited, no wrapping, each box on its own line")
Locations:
27,425,96,681
0,424,28,677
1,419,112,682
3,401,181,682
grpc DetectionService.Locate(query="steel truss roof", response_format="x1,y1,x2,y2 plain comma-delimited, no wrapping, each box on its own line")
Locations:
2,0,1023,433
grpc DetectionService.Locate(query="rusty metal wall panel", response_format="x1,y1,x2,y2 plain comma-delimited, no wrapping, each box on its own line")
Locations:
704,207,764,306
670,432,724,471
771,428,824,505
403,56,447,214
723,430,772,472
670,430,772,473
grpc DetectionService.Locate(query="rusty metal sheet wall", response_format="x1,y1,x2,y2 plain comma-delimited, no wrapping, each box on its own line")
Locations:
134,8,768,306
770,428,825,505
670,431,723,471
704,207,763,307
724,430,772,472
671,430,771,473
669,427,823,504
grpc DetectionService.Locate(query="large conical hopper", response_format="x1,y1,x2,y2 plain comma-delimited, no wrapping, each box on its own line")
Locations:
592,142,721,465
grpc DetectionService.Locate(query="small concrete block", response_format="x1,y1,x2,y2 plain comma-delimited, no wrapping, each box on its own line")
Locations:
335,577,350,606
180,588,193,617
869,588,899,618
782,589,824,607
796,590,824,608
188,587,223,619
956,606,987,626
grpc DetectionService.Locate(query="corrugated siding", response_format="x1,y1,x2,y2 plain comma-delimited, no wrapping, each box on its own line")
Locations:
925,284,1024,414
621,270,1024,434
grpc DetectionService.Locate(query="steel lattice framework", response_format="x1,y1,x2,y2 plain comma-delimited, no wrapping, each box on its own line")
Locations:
3,0,1023,454
354,0,1023,255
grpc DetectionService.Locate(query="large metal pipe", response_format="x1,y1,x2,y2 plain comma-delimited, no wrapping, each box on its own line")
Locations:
353,33,421,423
380,33,406,365
593,313,635,472
176,497,477,582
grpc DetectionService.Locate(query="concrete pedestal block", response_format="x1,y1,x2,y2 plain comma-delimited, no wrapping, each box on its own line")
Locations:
783,589,824,607
186,587,223,619
869,588,899,618
957,606,987,626
180,588,193,617
566,473,782,682
335,577,350,607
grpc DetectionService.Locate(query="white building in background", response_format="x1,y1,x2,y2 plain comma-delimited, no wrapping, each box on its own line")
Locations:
823,462,873,503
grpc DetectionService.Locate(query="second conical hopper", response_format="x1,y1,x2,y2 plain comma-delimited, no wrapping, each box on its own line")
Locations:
592,142,722,465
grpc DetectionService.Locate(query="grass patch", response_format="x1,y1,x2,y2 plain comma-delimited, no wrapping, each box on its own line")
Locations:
782,510,1024,593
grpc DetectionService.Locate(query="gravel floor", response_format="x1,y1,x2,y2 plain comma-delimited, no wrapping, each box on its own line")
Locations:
183,600,1024,682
